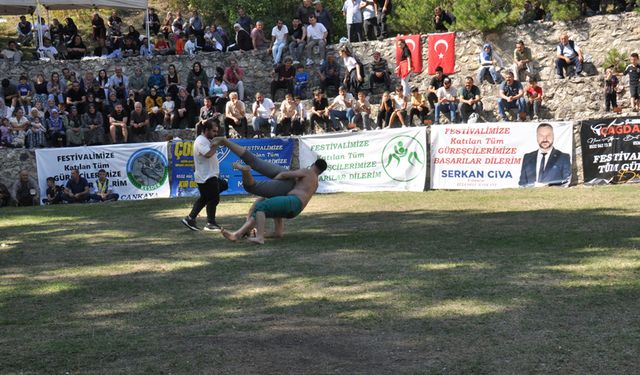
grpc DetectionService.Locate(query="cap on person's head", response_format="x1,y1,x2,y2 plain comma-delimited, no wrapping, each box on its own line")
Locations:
233,23,241,29
443,77,451,84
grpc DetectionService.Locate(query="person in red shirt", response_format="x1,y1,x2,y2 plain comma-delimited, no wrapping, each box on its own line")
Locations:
525,78,543,120
175,34,187,55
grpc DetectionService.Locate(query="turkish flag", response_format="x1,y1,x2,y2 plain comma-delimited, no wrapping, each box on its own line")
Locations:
427,32,455,75
395,34,423,75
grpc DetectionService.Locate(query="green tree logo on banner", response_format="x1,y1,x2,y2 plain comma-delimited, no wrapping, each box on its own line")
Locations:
127,148,169,191
381,135,425,182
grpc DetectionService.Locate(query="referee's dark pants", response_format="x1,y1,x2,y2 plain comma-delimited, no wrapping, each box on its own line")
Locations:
189,176,220,224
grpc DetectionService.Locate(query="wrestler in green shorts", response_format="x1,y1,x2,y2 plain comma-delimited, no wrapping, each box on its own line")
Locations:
253,195,303,219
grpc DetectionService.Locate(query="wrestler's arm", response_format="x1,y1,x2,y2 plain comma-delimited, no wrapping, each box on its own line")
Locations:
273,169,308,180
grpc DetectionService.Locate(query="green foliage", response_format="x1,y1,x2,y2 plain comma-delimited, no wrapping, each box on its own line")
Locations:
546,0,581,21
390,0,441,34
603,48,628,73
453,0,513,31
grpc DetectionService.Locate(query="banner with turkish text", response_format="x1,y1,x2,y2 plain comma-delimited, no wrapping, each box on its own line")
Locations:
431,122,573,189
299,128,428,192
579,116,640,184
427,32,455,75
35,142,170,203
395,34,423,74
170,138,294,197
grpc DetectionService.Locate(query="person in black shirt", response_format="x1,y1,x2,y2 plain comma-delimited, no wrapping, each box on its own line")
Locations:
109,101,129,143
63,169,90,203
309,89,331,132
427,66,448,110
270,58,296,100
458,77,483,123
433,7,454,32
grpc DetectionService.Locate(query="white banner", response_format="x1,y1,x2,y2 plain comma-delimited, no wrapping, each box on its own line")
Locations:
35,142,170,203
300,128,428,192
431,122,573,189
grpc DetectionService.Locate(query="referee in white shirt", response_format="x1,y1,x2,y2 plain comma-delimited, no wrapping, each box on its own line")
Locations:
182,118,222,231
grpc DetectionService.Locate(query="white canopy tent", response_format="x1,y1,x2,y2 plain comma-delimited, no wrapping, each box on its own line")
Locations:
39,0,147,10
0,4,36,15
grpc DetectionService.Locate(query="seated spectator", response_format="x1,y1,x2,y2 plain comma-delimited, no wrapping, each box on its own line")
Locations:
65,106,84,146
289,17,306,64
277,93,298,136
109,101,129,143
204,24,227,51
16,16,34,46
434,6,454,32
154,34,173,55
49,18,64,46
556,33,584,79
82,104,105,145
108,11,123,28
63,17,78,44
512,40,536,82
305,15,328,66
270,19,289,64
145,87,164,128
171,11,185,34
1,41,24,63
209,75,229,114
223,59,245,101
122,37,139,58
353,91,372,130
128,67,147,103
369,51,391,91
63,169,90,203
294,64,310,98
129,102,150,141
389,85,408,127
409,87,429,126
327,86,355,131
26,107,46,148
477,43,503,84
140,37,154,57
184,34,199,56
147,66,166,96
318,54,341,94
526,78,544,119
126,25,141,43
427,66,448,110
11,169,39,206
252,92,277,137
191,80,207,108
175,34,187,56
198,96,219,130
458,77,483,123
17,75,33,113
293,96,307,135
271,58,296,100
172,87,197,129
227,23,253,52
42,177,63,205
162,93,175,127
224,92,249,137
162,12,174,38
376,91,393,129
497,71,526,121
309,89,331,132
251,21,269,51
166,64,180,99
2,79,19,107
434,78,458,124
46,108,66,147
66,81,87,114
38,38,59,60
0,118,12,147
187,62,209,93
9,107,28,147
90,169,119,202
66,35,87,60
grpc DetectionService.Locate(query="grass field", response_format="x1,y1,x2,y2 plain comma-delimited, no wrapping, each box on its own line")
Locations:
1,187,640,374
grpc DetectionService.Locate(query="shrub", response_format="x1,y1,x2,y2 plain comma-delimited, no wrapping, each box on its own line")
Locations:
602,48,628,73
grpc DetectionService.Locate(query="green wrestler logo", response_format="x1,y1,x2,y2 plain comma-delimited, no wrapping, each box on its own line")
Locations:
381,135,425,182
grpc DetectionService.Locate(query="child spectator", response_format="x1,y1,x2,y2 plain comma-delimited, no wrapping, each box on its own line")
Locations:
26,108,46,148
353,91,372,130
525,78,543,119
184,34,198,56
0,118,12,147
294,65,309,98
42,177,63,205
376,91,393,129
623,53,639,112
162,93,175,126
175,34,187,55
293,96,306,135
603,66,619,113
191,80,207,108
17,75,33,113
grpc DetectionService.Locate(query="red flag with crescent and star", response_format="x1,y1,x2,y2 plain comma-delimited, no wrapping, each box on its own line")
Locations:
427,32,455,75
395,34,423,76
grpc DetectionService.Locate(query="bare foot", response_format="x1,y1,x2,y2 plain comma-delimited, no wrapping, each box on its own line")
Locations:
221,228,238,242
232,161,251,172
247,236,265,245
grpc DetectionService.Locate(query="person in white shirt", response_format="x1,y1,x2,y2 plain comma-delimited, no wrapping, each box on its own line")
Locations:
252,92,277,137
326,85,354,131
388,85,408,127
342,0,363,42
181,118,223,232
37,38,58,60
270,19,289,65
184,34,198,56
434,77,458,124
304,14,327,66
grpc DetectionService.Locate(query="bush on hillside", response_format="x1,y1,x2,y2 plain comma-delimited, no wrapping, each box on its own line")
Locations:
603,48,629,73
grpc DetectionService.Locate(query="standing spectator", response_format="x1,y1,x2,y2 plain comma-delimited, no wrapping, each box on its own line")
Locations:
458,77,483,123
409,87,429,125
526,78,543,119
92,13,107,42
147,8,161,35
376,0,391,40
271,58,296,100
556,33,584,79
129,101,150,141
297,0,316,25
603,67,619,113
327,86,355,131
369,51,391,91
251,21,269,51
270,20,289,65
252,92,277,137
512,40,535,82
314,0,333,42
477,43,503,84
388,85,408,127
224,59,245,101
340,46,364,95
63,169,90,204
319,54,342,93
396,38,412,97
224,92,249,137
623,53,639,112
362,0,379,41
10,170,39,207
353,90,372,130
497,71,526,121
433,6,454,32
173,87,197,129
305,15,328,66
236,7,253,32
227,23,253,52
434,78,458,124
63,18,79,44
109,101,129,143
16,16,33,46
1,41,24,63
343,0,364,43
289,18,307,64
309,89,331,132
